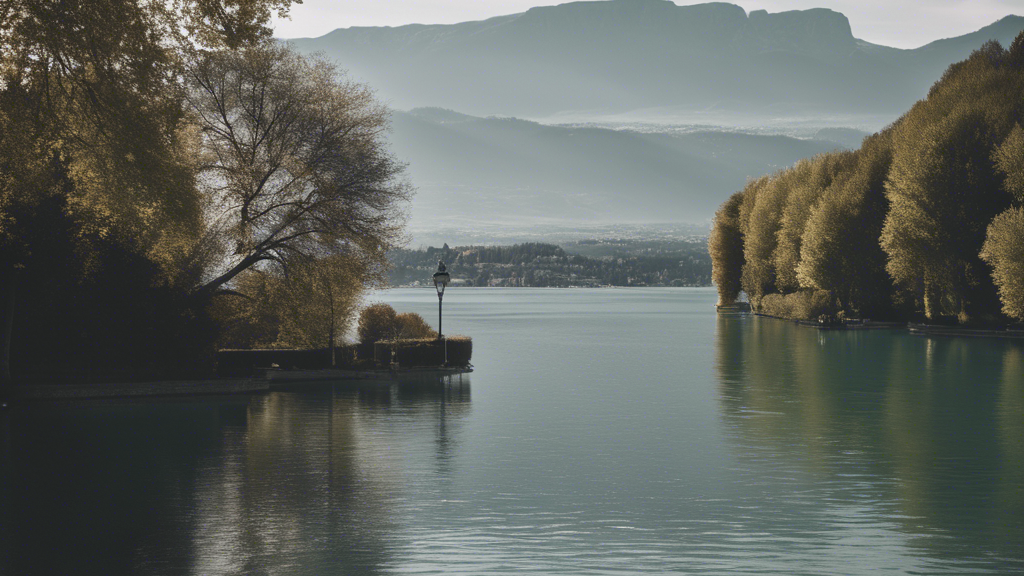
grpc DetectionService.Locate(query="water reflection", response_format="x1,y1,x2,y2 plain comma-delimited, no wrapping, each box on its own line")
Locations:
715,315,1024,570
1,381,470,575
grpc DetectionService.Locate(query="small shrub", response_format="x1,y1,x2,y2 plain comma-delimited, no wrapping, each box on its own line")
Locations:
395,312,438,339
759,290,839,321
358,303,397,344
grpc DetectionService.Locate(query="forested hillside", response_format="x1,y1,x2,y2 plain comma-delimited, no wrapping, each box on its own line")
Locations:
709,34,1024,325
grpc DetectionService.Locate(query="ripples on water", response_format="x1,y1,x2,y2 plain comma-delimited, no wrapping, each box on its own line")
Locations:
1,288,1022,574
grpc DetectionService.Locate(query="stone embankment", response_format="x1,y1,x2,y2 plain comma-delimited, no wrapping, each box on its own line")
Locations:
8,378,268,400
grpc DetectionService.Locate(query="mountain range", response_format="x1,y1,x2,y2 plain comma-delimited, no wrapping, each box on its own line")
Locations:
388,108,853,228
288,0,1024,121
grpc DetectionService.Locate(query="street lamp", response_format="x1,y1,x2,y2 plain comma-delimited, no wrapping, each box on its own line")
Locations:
433,261,451,365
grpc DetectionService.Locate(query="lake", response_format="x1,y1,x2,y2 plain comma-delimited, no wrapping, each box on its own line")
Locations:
2,287,1022,574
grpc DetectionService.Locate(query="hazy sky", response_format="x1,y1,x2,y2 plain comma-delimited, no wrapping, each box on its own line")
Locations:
272,0,1024,49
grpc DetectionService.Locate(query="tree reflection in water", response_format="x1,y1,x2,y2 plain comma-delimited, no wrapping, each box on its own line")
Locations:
715,314,1024,570
0,380,470,575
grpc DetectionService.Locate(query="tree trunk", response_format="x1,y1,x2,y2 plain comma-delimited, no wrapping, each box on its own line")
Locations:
328,282,336,368
329,325,336,368
923,282,939,320
0,265,18,397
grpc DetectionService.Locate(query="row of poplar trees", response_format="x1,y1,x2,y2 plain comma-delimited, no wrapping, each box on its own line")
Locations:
710,34,1024,325
0,1,409,388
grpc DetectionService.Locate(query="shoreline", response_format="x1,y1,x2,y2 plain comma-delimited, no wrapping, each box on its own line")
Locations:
7,378,269,401
388,284,714,289
3,365,474,402
746,311,1024,338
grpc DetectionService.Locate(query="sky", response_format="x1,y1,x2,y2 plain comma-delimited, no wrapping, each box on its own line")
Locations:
272,0,1024,49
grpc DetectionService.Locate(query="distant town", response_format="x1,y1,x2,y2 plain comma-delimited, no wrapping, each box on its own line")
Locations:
389,239,712,288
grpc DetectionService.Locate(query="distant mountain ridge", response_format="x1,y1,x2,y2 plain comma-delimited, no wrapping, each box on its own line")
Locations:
388,108,849,227
287,0,1024,119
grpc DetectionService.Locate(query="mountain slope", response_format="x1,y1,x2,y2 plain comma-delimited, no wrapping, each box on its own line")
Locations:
288,0,1024,119
389,108,848,226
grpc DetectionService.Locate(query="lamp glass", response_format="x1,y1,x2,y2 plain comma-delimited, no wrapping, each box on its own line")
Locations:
433,272,450,296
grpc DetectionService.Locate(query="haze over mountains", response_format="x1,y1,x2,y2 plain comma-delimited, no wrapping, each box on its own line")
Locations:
288,0,1024,122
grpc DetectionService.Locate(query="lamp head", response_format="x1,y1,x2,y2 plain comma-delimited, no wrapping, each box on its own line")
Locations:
433,261,450,296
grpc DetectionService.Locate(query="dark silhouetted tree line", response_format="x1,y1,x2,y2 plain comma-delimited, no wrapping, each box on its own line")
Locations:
710,34,1024,325
0,1,408,392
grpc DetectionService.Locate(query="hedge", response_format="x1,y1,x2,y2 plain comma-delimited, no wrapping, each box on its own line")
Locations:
373,337,473,368
216,345,359,376
217,337,472,375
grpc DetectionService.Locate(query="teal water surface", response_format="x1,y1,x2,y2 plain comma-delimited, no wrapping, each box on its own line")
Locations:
1,287,1022,574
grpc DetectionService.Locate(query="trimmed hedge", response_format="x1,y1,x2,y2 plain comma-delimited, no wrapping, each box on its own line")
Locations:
217,337,472,376
373,337,473,368
216,345,359,376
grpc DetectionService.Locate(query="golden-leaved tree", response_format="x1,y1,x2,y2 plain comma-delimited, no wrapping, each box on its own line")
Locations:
796,130,894,316
880,107,1009,321
980,208,1024,321
738,174,785,306
274,255,365,363
980,122,1024,321
708,192,745,306
774,151,858,293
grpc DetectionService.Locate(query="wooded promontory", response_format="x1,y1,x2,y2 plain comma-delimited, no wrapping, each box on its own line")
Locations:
710,33,1024,325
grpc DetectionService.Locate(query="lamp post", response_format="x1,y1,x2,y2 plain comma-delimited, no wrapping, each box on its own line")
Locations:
433,261,451,365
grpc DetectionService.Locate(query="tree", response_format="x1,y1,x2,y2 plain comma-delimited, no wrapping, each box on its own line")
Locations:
187,43,410,299
994,123,1024,203
0,0,302,390
709,191,745,306
210,268,282,349
0,1,295,248
980,208,1024,321
797,131,894,316
357,303,397,346
275,255,363,364
1,0,193,389
774,151,857,293
176,0,297,50
880,108,1010,321
740,173,790,307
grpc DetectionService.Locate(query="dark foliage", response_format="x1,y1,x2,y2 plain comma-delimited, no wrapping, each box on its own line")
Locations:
7,195,218,383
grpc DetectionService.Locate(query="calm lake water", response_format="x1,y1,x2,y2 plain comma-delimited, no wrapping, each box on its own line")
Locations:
2,287,1022,575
